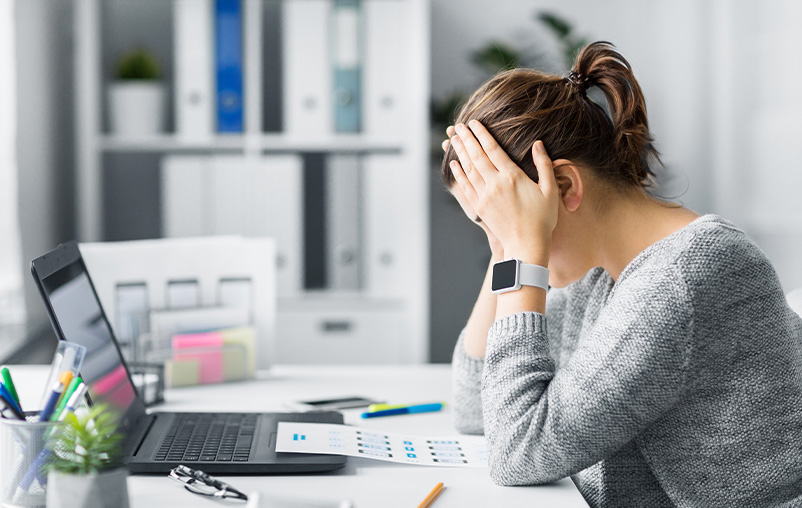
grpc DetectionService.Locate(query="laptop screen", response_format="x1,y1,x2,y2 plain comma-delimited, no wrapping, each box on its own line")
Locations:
36,247,146,431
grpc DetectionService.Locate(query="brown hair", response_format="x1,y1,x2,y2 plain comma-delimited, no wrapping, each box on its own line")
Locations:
441,41,661,192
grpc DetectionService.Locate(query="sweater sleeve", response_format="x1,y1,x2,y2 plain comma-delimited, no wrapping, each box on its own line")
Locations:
450,285,573,436
481,267,694,486
451,329,485,434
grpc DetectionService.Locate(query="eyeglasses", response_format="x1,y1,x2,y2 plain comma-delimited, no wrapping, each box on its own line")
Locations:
168,464,248,501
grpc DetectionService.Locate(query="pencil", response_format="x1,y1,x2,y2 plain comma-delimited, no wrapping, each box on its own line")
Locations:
417,482,445,508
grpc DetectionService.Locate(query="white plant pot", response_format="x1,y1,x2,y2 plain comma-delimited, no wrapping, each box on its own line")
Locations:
108,81,165,136
46,468,130,508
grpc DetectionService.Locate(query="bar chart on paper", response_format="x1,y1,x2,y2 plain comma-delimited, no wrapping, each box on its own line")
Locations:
276,422,488,467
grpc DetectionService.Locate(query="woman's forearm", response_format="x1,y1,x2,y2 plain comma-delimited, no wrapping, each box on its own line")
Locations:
463,254,504,358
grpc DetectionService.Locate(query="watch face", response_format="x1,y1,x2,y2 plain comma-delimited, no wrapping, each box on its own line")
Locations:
492,259,519,292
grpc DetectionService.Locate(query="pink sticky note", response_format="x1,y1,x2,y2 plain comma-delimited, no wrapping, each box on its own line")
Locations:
172,332,225,384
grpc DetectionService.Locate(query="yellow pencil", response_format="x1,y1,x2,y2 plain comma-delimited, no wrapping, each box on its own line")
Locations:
417,482,445,508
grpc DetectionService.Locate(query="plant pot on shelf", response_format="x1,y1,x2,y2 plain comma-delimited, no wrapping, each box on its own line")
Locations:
108,81,165,136
46,468,130,508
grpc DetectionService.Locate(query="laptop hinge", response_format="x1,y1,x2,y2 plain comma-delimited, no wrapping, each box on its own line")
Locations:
127,413,158,457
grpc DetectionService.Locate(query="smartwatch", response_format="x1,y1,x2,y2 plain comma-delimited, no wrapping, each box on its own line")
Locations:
491,258,549,294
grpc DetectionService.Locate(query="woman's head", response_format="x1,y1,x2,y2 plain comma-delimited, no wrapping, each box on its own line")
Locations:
441,41,660,195
442,42,663,286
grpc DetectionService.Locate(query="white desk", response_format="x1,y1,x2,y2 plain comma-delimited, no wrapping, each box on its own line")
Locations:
8,365,588,507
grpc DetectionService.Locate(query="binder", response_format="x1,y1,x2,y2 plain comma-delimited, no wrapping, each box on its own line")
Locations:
325,154,362,290
174,0,214,137
162,155,303,296
362,154,408,298
363,0,406,139
161,155,210,238
282,0,332,137
208,156,248,235
215,0,244,132
246,156,304,297
332,0,362,133
208,156,304,296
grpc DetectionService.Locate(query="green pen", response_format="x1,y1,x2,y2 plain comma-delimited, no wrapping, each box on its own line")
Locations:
53,376,82,421
1,367,21,408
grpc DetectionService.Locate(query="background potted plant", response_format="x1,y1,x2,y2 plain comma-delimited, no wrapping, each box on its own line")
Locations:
108,48,165,136
430,11,588,133
46,403,130,508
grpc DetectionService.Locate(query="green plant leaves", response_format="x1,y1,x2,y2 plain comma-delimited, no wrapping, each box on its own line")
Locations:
470,42,522,75
116,49,161,81
46,403,124,475
536,12,588,70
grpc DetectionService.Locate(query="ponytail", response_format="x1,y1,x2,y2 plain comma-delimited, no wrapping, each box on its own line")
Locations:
442,41,662,194
570,41,660,187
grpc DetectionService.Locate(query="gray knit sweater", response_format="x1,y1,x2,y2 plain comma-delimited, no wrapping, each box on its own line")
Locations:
452,214,802,507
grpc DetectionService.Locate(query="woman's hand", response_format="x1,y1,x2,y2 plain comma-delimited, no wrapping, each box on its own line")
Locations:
479,221,504,261
448,120,559,266
444,125,504,261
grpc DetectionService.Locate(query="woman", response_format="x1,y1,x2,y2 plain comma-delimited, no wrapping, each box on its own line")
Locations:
442,41,802,507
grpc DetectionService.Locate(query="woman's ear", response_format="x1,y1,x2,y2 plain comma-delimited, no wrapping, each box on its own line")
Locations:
551,159,583,212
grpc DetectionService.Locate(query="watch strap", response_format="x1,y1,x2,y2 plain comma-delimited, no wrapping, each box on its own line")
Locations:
518,262,549,290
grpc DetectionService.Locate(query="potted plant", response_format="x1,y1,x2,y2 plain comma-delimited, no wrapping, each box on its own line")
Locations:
108,48,165,136
45,404,130,508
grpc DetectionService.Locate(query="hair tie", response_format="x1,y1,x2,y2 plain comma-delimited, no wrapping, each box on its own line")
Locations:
566,70,590,95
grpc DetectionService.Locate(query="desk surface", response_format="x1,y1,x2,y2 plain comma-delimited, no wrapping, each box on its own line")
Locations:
8,364,587,507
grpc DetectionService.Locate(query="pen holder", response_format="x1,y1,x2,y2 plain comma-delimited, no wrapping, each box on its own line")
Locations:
0,414,59,508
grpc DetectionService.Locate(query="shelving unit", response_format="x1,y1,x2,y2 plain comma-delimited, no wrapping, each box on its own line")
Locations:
73,0,431,364
98,134,405,154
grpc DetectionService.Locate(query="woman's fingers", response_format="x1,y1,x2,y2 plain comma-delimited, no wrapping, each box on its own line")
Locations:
467,120,519,174
531,141,558,193
454,123,499,180
450,134,485,191
442,125,456,152
449,160,479,204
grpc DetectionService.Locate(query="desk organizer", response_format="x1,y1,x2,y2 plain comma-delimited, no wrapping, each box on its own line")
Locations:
0,413,58,508
128,362,165,406
138,327,256,388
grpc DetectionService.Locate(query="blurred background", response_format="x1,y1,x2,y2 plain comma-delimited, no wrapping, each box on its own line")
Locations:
1,0,801,367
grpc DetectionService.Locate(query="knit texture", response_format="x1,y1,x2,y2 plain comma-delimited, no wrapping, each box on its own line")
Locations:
451,215,802,507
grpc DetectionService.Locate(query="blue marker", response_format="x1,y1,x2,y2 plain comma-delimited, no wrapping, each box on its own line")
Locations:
360,402,445,419
37,372,72,423
0,383,22,415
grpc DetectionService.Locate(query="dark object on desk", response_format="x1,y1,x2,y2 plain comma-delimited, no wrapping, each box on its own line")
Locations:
291,396,383,412
30,241,347,475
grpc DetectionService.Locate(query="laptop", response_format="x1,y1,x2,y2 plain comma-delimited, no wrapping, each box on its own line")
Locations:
30,241,347,474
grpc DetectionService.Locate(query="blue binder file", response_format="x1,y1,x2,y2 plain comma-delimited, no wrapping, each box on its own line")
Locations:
332,0,362,133
215,0,243,132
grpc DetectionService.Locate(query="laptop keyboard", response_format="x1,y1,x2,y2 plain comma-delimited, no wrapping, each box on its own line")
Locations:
155,413,258,462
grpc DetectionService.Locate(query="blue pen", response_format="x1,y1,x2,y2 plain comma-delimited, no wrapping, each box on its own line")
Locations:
0,383,22,415
0,393,24,420
38,377,68,423
361,403,445,419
